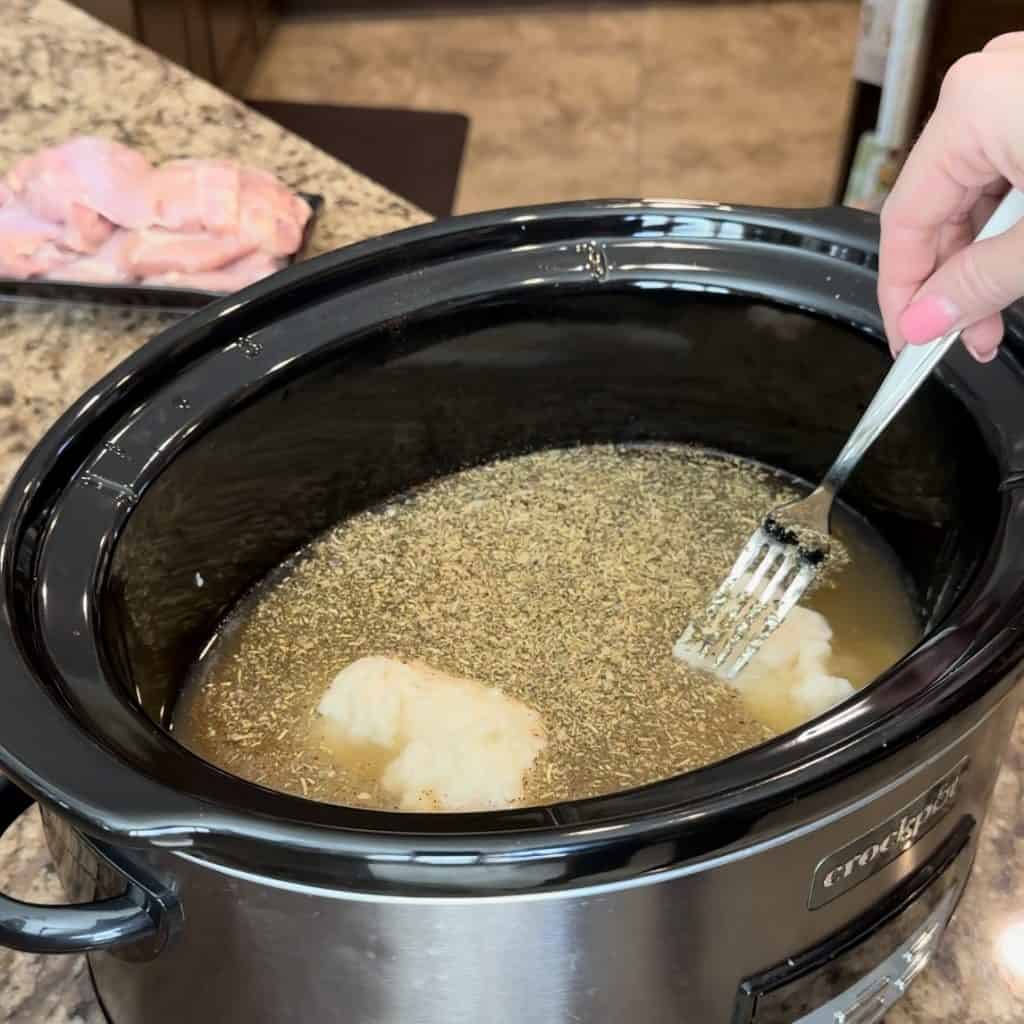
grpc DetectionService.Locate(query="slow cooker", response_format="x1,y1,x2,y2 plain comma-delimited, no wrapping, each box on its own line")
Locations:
1,201,1023,1024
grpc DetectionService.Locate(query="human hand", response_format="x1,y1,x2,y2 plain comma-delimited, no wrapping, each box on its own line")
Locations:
878,33,1024,362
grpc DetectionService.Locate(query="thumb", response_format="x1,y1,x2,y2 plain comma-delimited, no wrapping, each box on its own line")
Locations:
898,219,1024,354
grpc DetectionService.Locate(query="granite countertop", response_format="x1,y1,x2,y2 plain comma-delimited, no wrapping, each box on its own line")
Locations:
0,0,428,501
0,3,1022,1024
0,0,428,1019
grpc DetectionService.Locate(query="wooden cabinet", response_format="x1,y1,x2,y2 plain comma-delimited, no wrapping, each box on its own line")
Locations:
135,1,191,70
206,0,252,91
73,0,137,35
252,0,277,46
834,0,1024,202
71,0,278,96
182,0,216,83
916,0,1023,124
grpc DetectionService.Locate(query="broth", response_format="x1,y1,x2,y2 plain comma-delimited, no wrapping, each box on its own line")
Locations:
173,445,919,809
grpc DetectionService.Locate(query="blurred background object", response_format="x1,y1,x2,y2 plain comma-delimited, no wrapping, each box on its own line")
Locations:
74,0,278,94
248,0,859,213
841,0,935,212
72,1,1024,216
835,0,1022,209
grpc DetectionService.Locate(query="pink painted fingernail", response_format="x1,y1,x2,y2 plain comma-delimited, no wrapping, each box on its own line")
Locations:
899,295,961,344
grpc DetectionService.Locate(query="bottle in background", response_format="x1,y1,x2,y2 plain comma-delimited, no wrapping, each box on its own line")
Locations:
833,0,897,204
844,0,935,212
835,0,1024,208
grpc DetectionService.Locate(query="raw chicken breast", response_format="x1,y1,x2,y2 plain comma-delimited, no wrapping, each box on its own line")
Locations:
11,186,112,254
2,138,311,285
142,251,284,292
43,231,135,284
145,162,308,256
7,137,152,244
122,228,256,276
145,159,241,234
675,606,855,730
317,657,547,812
0,201,73,278
237,168,311,257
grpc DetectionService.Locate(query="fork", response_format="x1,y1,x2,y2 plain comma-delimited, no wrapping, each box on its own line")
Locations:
675,187,1024,680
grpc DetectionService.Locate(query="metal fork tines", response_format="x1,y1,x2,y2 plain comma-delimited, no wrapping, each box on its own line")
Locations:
676,187,1024,684
675,526,819,679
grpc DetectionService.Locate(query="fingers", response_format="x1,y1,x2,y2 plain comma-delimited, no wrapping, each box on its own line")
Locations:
982,32,1024,53
896,218,1024,353
877,48,1024,357
962,315,1005,362
884,187,1008,357
969,189,1006,235
877,106,996,353
934,217,975,274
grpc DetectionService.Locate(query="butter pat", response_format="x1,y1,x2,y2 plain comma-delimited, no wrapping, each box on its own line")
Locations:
736,606,856,718
317,656,547,812
675,606,855,728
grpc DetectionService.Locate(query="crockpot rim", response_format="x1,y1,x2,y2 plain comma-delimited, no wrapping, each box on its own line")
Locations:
3,199,1024,874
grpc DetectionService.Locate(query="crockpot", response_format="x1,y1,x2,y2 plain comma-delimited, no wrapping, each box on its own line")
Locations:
1,201,1023,1024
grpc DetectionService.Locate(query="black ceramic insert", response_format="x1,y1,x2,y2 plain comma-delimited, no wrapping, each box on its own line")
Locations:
2,200,1024,892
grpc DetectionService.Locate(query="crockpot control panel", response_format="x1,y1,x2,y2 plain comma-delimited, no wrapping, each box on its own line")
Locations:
733,817,973,1024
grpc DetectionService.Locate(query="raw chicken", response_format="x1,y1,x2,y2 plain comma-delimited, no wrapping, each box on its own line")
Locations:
0,201,73,278
317,657,548,812
145,159,241,234
0,137,310,288
11,186,112,254
43,231,135,285
676,606,855,729
145,161,308,253
142,251,285,292
237,168,312,257
7,137,152,247
122,228,256,277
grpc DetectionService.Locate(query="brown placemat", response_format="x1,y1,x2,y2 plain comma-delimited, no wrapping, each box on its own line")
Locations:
248,100,468,218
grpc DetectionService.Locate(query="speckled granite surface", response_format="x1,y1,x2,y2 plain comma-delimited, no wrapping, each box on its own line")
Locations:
0,3,1022,1023
0,1,425,1020
0,0,427,501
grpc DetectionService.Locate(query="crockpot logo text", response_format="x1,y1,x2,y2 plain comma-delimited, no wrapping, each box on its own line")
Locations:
809,759,968,910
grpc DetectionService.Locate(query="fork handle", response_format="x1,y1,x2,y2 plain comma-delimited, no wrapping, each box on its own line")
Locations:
821,187,1024,496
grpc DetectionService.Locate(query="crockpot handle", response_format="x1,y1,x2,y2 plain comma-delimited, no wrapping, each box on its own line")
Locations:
0,774,169,955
